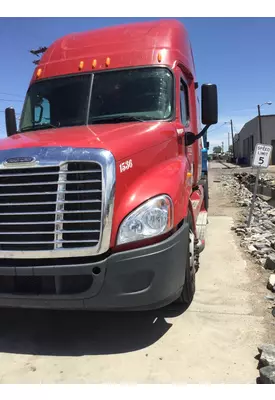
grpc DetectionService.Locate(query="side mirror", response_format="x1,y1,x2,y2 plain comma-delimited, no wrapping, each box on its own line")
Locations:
5,107,17,137
201,84,218,126
206,141,210,150
185,84,218,147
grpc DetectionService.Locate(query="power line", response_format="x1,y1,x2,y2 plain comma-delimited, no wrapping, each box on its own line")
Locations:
0,92,24,99
0,98,24,103
208,122,227,133
0,110,21,115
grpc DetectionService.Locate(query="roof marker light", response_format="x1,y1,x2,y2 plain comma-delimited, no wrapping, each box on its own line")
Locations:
105,57,111,67
36,68,42,78
157,52,162,63
92,59,97,69
79,61,84,70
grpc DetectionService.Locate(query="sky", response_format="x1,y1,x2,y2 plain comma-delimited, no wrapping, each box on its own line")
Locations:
0,17,275,150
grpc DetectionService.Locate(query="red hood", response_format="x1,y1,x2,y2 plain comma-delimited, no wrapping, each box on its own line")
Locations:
0,122,175,161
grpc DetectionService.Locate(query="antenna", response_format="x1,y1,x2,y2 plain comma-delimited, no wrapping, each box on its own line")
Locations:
29,46,48,65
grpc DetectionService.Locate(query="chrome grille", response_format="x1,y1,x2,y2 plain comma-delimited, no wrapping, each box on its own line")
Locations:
0,162,102,251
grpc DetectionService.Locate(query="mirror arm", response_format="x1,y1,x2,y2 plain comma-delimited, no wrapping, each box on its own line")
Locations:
185,124,210,146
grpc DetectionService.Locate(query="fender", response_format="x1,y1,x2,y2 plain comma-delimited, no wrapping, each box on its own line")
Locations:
110,153,192,248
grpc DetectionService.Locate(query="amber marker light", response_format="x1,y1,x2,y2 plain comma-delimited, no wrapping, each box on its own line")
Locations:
79,61,84,70
105,57,111,67
36,68,42,78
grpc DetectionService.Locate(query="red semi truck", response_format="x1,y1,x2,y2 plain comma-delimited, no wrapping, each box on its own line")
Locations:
2,19,218,310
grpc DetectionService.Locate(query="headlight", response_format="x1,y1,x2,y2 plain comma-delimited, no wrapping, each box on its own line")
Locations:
117,195,173,245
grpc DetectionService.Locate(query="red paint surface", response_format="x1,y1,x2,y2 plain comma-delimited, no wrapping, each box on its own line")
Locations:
30,20,195,83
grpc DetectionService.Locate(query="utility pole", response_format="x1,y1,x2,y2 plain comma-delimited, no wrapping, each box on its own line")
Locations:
225,120,236,161
257,104,263,144
228,132,230,152
230,119,235,160
221,141,224,153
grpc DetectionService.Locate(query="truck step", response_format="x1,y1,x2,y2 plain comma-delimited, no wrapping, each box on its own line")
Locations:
196,211,208,253
196,239,205,254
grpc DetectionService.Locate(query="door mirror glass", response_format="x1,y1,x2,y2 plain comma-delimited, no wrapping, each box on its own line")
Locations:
5,107,17,137
201,84,218,126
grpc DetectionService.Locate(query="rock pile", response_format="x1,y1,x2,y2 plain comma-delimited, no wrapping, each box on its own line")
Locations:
222,174,275,272
258,344,275,384
223,173,275,304
234,171,275,189
222,172,275,383
259,173,275,188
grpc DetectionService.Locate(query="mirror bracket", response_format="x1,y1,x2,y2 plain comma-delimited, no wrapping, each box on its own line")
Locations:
185,125,210,147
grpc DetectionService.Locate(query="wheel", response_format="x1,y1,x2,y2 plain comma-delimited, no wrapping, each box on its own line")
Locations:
203,177,209,211
174,212,196,305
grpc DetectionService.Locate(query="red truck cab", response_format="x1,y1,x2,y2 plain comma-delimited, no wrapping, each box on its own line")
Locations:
2,19,218,310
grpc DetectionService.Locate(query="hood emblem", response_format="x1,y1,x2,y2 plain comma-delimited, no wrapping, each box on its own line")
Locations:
4,156,37,167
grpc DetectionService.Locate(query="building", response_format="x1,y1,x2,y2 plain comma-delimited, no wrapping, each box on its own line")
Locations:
235,115,275,165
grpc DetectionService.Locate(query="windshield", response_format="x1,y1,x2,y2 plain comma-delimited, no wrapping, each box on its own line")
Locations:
20,67,174,132
20,74,91,131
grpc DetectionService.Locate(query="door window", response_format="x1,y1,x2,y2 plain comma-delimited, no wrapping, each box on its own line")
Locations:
180,78,190,125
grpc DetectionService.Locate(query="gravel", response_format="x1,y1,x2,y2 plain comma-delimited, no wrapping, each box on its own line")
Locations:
258,344,275,383
267,275,275,292
221,172,275,271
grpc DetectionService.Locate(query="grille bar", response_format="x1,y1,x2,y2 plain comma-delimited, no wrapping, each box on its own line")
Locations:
0,200,101,206
0,179,101,187
0,230,100,234
0,211,101,216
0,219,100,225
0,169,100,178
0,240,99,244
0,190,101,197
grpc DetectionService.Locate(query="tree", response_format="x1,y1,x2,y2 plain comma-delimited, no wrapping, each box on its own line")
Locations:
213,146,222,154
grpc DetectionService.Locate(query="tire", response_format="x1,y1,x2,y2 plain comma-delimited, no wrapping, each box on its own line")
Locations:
174,212,196,305
203,177,209,211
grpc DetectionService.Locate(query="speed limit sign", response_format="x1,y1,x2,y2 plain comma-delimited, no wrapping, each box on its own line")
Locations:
252,143,273,168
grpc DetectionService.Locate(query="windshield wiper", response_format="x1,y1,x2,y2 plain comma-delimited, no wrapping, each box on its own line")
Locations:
90,115,147,124
20,123,58,132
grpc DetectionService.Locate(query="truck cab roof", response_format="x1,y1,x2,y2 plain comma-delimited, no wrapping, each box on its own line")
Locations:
31,19,196,83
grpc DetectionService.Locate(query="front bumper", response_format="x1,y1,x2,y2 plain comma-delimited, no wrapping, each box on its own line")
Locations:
0,222,189,311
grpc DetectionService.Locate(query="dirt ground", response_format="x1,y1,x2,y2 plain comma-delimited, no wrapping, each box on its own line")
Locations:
0,161,273,383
